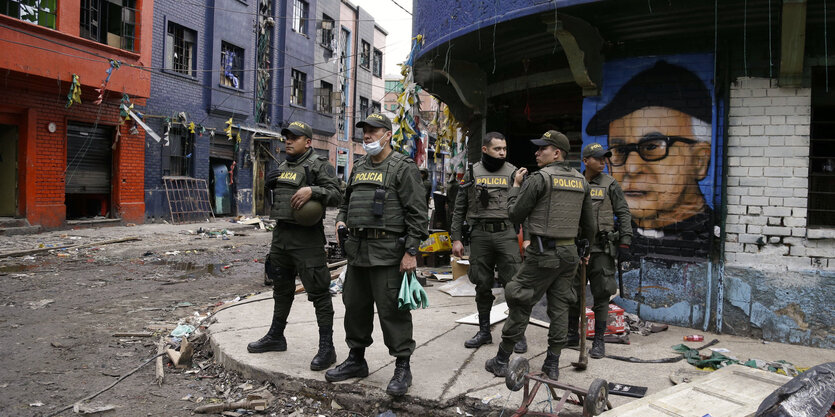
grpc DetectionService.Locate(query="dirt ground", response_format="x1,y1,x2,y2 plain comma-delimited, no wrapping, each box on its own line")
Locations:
0,216,376,417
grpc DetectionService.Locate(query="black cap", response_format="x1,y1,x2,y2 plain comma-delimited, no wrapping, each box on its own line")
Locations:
530,130,570,153
282,120,313,138
356,113,392,130
582,143,612,158
586,61,712,136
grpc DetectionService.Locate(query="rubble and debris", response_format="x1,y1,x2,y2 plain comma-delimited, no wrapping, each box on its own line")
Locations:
72,402,117,414
27,299,55,309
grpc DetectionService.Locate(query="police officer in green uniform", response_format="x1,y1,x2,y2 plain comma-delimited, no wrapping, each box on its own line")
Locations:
248,121,342,373
326,113,429,397
567,143,632,358
485,130,595,381
451,132,529,353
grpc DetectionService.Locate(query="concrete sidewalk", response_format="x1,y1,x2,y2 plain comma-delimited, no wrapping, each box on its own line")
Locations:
208,277,835,415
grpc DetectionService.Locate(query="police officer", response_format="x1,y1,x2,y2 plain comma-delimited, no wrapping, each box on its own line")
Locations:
326,113,429,397
248,121,342,373
568,143,632,358
451,132,528,353
485,130,595,381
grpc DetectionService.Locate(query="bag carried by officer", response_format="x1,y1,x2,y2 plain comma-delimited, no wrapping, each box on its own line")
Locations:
397,272,429,310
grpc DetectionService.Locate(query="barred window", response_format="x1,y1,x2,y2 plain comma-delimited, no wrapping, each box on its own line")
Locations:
359,96,369,119
80,0,137,51
372,49,383,78
220,42,244,89
810,68,835,227
360,40,370,69
316,81,333,113
166,22,196,77
372,101,381,114
291,69,306,106
1,0,56,28
292,0,308,35
319,14,334,48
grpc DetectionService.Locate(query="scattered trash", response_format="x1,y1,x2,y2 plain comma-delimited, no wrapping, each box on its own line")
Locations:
73,402,117,414
29,402,44,407
608,382,648,398
755,361,835,417
170,324,196,337
176,302,194,308
376,411,396,417
684,334,704,342
438,276,477,297
710,347,731,353
27,299,55,309
330,400,342,410
481,393,501,404
193,394,269,414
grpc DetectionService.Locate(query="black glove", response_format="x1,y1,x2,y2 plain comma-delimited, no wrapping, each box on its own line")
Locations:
618,244,630,260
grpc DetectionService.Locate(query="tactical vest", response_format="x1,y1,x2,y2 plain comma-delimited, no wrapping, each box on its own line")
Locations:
527,164,587,239
346,152,408,233
590,174,615,232
466,162,516,221
269,152,317,223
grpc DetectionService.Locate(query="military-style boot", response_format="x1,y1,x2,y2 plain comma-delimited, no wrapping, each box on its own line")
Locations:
566,315,580,347
541,351,560,380
513,335,528,354
309,326,337,371
263,258,273,286
485,346,512,377
325,348,369,382
590,322,606,359
464,312,492,348
386,357,413,396
247,320,287,353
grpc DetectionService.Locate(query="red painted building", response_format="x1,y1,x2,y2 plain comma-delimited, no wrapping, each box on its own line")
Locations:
0,1,153,228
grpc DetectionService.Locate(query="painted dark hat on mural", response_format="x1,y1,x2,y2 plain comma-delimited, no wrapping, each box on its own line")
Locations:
282,120,313,138
356,113,393,131
585,60,712,136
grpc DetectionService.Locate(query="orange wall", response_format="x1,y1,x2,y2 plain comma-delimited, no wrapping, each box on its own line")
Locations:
0,0,154,99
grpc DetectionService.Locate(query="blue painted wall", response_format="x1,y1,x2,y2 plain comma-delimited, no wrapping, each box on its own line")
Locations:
146,0,259,220
412,0,599,60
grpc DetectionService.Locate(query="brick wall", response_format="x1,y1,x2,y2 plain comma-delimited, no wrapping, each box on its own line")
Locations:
0,88,145,227
725,77,835,269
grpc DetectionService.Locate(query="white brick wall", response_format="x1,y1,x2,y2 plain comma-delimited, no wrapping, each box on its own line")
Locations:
724,77,834,270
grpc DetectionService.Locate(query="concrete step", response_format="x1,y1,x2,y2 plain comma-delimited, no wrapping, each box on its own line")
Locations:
0,225,41,236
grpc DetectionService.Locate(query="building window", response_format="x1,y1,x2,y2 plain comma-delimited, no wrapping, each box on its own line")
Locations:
372,48,383,78
220,42,243,89
291,69,306,106
1,0,56,28
359,97,369,119
80,0,137,51
372,101,381,114
168,126,192,176
360,40,371,69
292,0,308,36
316,81,333,113
809,68,835,227
319,14,334,49
166,22,196,77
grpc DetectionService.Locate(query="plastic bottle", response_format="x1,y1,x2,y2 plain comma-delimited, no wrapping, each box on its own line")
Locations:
683,334,704,342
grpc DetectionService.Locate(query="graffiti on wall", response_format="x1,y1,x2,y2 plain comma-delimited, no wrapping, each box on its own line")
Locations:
583,55,721,260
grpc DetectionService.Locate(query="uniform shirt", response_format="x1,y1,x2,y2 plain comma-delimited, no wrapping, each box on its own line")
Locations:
588,172,633,248
267,148,342,249
507,161,595,244
336,150,429,266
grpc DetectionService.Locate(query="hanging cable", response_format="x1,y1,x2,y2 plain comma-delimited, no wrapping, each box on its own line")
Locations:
826,0,830,92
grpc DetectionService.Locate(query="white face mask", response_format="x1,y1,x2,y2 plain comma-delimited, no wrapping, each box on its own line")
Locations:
363,131,388,156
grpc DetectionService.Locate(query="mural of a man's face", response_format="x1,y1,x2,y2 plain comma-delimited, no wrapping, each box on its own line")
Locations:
607,106,711,229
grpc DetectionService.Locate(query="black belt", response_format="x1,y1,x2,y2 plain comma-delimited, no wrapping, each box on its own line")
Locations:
354,228,400,239
473,221,509,233
531,235,575,249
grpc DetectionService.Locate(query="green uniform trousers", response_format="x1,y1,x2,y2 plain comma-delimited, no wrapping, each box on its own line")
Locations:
268,230,334,328
468,227,522,314
569,251,616,325
342,264,415,357
501,244,579,355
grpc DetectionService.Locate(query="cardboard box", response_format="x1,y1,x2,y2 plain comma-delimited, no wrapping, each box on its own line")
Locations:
451,256,469,279
585,304,625,337
419,231,452,252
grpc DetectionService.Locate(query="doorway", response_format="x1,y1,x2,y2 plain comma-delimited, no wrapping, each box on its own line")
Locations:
65,123,113,219
0,124,18,216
